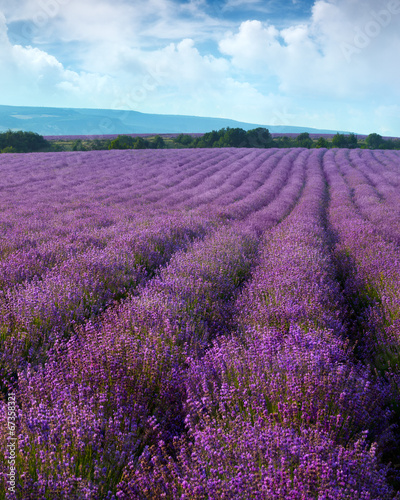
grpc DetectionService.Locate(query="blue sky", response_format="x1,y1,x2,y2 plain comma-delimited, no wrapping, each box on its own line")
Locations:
0,0,399,135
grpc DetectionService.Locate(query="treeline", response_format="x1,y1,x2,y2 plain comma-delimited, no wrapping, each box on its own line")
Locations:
107,129,400,150
0,130,50,153
1,129,400,154
108,135,165,150
52,129,400,152
172,129,400,150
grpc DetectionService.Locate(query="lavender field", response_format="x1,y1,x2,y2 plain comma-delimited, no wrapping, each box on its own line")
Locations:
1,147,400,499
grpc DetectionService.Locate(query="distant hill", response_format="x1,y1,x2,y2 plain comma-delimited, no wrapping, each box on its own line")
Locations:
0,104,351,137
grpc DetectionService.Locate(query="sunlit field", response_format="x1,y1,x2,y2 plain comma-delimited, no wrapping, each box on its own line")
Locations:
1,147,400,499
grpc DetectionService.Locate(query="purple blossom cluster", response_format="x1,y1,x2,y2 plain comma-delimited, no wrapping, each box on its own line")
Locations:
0,148,399,498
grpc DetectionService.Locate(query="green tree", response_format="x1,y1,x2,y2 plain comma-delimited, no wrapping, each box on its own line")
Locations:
1,146,17,153
295,132,313,148
202,130,224,148
246,128,273,148
331,133,349,148
0,130,50,153
315,137,330,149
175,134,193,146
133,137,148,149
221,128,249,148
72,139,87,151
109,136,136,150
347,133,358,149
89,139,107,150
365,133,385,149
275,136,294,148
385,138,400,150
152,135,165,149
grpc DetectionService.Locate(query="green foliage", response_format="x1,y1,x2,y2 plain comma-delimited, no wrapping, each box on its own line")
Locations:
0,146,17,153
315,137,330,149
109,136,136,150
330,133,358,149
347,133,358,148
295,132,313,149
109,135,156,150
362,134,400,150
152,136,165,149
133,137,147,149
88,139,110,150
386,139,400,150
366,133,384,149
178,127,274,149
246,128,273,148
0,130,50,153
175,134,193,146
5,128,398,153
365,133,385,149
222,127,249,147
72,139,87,151
332,133,348,148
275,136,295,148
202,130,224,147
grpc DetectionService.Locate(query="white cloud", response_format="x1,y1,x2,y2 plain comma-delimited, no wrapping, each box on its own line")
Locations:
109,39,268,119
219,20,281,71
148,38,229,86
0,19,117,108
2,0,232,51
218,0,400,102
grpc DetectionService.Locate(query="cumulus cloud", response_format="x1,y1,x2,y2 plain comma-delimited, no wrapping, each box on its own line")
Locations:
219,20,281,71
0,13,117,108
107,38,283,122
219,0,400,102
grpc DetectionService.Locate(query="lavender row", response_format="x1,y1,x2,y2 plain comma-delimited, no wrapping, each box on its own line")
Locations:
0,148,297,225
138,150,238,206
181,149,281,209
324,149,400,479
125,332,393,499
334,149,400,244
370,150,400,186
181,149,284,211
0,149,268,271
186,148,305,225
0,149,235,214
0,148,256,289
0,147,312,498
353,149,400,191
323,150,400,365
0,223,260,498
0,212,215,383
0,212,191,290
217,149,300,219
123,150,396,498
323,150,400,476
243,148,307,231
